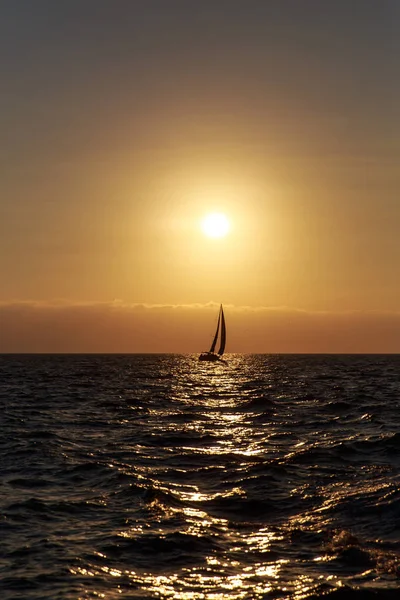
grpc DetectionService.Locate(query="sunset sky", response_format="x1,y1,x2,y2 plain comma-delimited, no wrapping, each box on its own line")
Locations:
1,1,399,352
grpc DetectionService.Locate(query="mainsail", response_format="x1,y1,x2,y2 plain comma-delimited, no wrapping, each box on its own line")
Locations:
209,307,221,353
217,307,226,356
199,305,226,361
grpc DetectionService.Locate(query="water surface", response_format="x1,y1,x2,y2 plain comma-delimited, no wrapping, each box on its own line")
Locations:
1,354,400,599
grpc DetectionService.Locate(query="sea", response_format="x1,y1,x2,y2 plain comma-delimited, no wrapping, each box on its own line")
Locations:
1,354,400,600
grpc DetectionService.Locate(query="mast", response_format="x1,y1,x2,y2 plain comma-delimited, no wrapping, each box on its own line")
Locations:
217,306,226,355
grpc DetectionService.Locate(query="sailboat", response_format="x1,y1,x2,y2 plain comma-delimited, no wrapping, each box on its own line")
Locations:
199,304,226,361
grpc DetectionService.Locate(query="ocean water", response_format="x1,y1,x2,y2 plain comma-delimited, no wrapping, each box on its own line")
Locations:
1,354,400,600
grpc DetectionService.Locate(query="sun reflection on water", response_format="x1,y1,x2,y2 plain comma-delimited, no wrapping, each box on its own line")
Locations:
70,356,353,599
72,557,302,599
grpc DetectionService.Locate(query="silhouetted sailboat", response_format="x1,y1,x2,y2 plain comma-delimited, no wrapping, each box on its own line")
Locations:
199,305,226,361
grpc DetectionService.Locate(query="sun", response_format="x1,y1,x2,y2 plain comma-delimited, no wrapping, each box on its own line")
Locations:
201,212,230,238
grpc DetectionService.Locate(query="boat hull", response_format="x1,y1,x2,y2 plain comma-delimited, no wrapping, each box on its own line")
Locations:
199,352,222,362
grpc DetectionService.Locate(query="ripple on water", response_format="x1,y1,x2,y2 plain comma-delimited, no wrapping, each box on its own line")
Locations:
1,354,400,599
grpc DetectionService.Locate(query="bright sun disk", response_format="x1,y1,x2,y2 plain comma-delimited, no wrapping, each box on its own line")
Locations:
201,212,230,238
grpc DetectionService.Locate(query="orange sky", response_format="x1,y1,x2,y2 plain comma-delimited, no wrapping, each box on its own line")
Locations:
1,302,400,354
1,2,399,352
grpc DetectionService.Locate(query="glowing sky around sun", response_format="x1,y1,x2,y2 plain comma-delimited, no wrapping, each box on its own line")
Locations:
0,1,399,351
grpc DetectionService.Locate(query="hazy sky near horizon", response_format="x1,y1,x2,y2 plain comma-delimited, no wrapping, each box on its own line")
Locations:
1,1,399,351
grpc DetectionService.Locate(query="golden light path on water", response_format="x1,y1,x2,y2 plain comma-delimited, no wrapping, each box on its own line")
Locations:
70,358,348,599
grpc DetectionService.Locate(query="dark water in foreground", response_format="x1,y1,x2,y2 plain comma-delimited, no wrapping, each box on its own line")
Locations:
1,354,400,600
